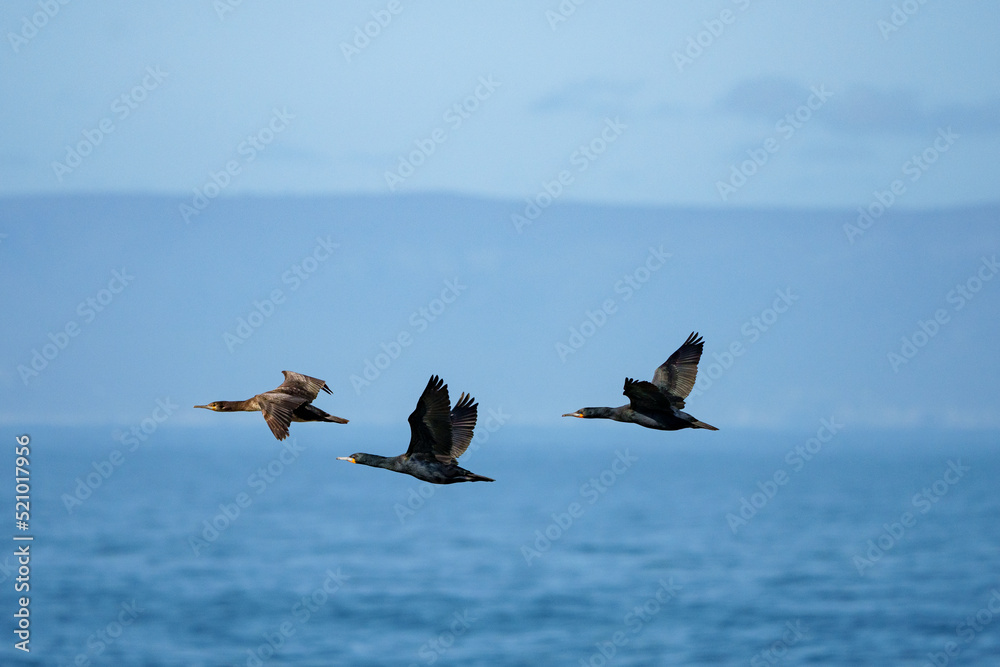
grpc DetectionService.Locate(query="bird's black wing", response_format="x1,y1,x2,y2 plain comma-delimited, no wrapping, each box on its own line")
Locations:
445,392,478,463
623,378,672,413
650,332,704,408
257,392,309,440
276,370,332,401
405,375,453,458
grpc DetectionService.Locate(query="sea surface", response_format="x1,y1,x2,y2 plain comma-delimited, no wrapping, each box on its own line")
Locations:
3,425,999,666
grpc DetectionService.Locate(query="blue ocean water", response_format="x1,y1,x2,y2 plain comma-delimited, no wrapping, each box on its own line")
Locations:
4,425,999,666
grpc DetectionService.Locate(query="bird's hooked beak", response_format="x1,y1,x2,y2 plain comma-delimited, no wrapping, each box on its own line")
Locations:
193,404,214,410
562,412,584,418
336,456,356,464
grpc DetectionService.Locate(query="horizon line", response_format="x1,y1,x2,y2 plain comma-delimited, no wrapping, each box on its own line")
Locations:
1,189,999,217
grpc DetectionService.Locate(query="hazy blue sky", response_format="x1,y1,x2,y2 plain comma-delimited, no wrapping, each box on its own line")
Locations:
2,1,999,207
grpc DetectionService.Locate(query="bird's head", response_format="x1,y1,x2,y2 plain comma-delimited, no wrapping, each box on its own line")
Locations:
337,453,384,468
194,401,228,412
562,408,595,419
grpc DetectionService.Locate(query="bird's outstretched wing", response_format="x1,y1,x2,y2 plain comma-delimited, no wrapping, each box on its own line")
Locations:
445,392,478,463
406,375,453,458
258,393,308,440
623,378,672,413
650,332,705,408
276,370,332,401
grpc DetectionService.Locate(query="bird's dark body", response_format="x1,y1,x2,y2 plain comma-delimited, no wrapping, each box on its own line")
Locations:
592,406,710,431
349,453,494,484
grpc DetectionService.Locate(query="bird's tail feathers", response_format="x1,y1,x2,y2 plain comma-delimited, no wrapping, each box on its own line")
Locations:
304,404,348,423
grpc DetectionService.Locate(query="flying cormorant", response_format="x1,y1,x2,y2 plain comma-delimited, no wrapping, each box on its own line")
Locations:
337,375,494,484
194,370,348,440
562,332,718,431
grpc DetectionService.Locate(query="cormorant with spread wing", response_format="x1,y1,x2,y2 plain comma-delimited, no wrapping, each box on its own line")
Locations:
337,375,494,483
562,332,718,431
194,370,348,440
